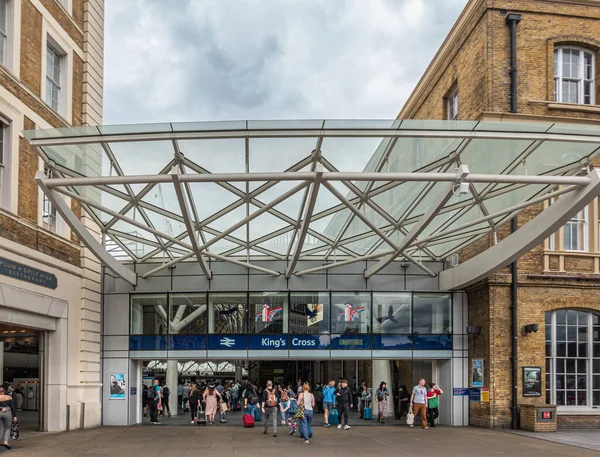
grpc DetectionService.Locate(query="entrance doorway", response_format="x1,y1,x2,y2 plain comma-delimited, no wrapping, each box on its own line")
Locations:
0,323,42,431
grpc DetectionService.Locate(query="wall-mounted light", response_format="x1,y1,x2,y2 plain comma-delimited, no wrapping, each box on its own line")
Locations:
522,323,539,335
467,326,481,336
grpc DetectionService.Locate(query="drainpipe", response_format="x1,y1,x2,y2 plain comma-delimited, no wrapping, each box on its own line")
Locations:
511,216,518,430
505,13,521,113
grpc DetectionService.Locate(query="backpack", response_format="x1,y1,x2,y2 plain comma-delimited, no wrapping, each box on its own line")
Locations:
288,399,298,414
147,385,156,400
249,390,259,405
163,386,170,397
266,389,277,407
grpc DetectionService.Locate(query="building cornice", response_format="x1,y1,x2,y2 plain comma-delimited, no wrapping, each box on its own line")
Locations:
397,0,487,119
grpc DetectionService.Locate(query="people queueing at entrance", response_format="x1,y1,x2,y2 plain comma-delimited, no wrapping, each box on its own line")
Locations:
203,383,222,424
147,378,162,425
358,382,370,419
297,382,315,445
410,378,428,429
396,385,410,420
187,384,201,424
261,380,280,437
426,382,443,428
0,386,16,449
161,382,172,417
335,379,353,430
375,381,390,424
322,379,336,427
244,384,260,418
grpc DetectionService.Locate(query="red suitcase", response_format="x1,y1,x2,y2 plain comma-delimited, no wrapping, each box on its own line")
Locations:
243,413,255,428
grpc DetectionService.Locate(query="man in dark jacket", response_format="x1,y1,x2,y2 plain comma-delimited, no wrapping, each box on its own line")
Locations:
261,380,280,437
335,379,353,430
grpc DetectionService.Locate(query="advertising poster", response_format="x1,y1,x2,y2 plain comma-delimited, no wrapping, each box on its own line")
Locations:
306,304,323,326
523,367,542,397
109,372,126,399
471,359,483,387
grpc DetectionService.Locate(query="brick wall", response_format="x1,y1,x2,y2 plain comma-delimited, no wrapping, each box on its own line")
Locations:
40,0,84,48
20,0,43,96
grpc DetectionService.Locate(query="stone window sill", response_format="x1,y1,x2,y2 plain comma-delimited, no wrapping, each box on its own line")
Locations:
557,409,600,415
529,100,600,114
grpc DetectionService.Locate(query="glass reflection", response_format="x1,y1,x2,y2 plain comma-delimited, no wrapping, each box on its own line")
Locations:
209,293,247,334
373,293,411,334
249,292,288,334
331,292,371,334
130,294,167,335
290,292,330,334
168,293,207,334
413,293,452,334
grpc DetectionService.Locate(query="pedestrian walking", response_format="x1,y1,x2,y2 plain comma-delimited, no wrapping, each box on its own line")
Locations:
426,383,443,427
182,382,191,412
177,382,183,412
322,379,336,427
375,382,390,424
396,385,410,420
0,387,16,449
335,379,353,430
148,378,162,424
298,382,315,445
358,383,370,419
261,380,280,437
410,378,428,429
203,384,222,424
244,384,260,418
279,385,289,425
162,382,172,417
188,384,202,424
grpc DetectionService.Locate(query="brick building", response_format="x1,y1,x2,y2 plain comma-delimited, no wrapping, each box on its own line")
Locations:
0,0,103,431
399,0,600,428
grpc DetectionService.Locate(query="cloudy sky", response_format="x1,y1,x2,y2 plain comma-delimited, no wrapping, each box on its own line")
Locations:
103,0,467,125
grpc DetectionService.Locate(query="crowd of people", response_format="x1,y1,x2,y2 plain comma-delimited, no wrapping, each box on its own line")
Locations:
141,377,444,440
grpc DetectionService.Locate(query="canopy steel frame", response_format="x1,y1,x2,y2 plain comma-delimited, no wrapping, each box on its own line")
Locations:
27,121,600,287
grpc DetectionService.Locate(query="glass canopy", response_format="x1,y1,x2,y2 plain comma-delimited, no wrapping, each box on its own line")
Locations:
24,120,600,282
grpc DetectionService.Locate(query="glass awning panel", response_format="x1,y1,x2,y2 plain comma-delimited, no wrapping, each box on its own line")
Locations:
24,120,600,281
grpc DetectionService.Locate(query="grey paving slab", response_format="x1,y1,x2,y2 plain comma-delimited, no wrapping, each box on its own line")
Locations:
509,429,600,452
6,425,600,457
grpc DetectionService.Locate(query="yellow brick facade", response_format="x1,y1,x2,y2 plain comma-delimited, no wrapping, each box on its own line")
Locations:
399,0,600,428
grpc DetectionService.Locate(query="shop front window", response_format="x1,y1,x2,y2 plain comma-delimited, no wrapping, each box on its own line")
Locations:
249,292,288,334
290,292,330,334
412,293,451,334
208,292,247,334
331,292,371,334
372,292,411,334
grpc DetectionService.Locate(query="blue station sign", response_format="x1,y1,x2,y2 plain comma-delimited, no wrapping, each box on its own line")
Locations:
290,335,330,349
208,335,247,350
0,256,57,289
248,335,288,350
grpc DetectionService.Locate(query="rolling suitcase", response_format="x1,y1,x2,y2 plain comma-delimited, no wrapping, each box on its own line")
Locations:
254,408,262,422
196,407,207,426
328,409,339,425
363,399,373,420
220,410,227,423
243,413,255,428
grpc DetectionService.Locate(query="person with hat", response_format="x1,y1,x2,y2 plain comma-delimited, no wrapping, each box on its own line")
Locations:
203,383,222,424
375,381,390,424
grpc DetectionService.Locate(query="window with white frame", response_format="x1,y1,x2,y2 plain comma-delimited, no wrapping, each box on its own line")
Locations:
564,207,588,251
554,47,595,105
0,0,7,65
0,117,8,210
42,166,57,232
45,43,62,111
546,309,600,407
447,86,458,120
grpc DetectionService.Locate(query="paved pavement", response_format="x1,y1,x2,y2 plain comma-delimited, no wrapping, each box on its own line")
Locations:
510,429,600,453
7,425,600,457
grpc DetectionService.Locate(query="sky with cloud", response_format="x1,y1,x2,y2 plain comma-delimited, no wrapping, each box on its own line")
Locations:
103,0,467,124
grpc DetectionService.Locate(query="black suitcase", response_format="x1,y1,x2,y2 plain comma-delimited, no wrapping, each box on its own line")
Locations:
196,407,207,426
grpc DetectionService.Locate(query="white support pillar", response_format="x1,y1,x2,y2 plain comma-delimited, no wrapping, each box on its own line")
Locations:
235,363,242,383
371,360,393,419
166,360,179,416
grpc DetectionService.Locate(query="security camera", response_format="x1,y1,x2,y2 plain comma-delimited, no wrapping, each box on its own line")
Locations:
453,182,470,197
